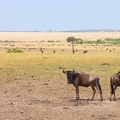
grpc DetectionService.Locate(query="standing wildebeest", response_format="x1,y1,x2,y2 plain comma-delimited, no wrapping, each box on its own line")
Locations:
110,71,120,101
83,50,88,54
63,69,103,101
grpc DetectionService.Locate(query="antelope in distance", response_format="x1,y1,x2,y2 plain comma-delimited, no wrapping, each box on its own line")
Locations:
110,71,120,101
63,69,103,101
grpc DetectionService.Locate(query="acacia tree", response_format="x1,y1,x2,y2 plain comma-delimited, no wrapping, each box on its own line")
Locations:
66,37,75,53
66,37,75,42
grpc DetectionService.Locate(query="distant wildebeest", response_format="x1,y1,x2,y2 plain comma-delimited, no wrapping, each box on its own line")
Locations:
53,50,56,53
63,69,103,101
83,50,88,54
40,50,43,53
72,50,75,54
110,71,120,101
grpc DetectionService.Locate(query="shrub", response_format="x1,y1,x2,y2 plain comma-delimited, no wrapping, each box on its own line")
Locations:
47,40,55,42
7,49,24,53
105,38,120,44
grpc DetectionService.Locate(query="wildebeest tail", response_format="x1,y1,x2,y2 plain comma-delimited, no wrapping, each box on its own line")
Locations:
96,78,102,94
110,77,114,94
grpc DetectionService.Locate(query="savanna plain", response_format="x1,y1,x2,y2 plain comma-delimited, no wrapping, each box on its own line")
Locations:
0,32,120,120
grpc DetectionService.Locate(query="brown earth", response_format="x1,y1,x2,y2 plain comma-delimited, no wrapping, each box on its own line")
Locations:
0,76,120,120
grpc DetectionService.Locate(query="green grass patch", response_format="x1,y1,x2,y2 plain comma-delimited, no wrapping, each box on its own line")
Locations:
70,38,120,45
73,39,105,44
7,49,24,53
47,40,61,42
106,38,120,44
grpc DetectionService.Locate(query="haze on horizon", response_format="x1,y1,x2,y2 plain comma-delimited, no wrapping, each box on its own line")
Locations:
0,0,120,31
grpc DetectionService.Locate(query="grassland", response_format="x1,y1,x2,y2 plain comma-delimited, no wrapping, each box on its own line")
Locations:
0,32,120,119
0,44,119,78
0,43,120,95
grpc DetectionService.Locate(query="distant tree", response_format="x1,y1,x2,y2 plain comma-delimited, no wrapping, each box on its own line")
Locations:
66,37,76,53
66,37,75,42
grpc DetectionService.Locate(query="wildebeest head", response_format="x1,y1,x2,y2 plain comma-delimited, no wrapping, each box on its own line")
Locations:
63,69,75,84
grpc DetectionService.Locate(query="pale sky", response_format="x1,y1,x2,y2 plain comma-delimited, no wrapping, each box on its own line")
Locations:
0,0,120,31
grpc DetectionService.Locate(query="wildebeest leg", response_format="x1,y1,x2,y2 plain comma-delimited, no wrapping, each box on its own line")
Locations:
110,78,114,101
99,91,103,101
110,94,112,101
110,87,114,101
75,86,79,100
113,92,116,101
110,85,116,101
113,86,117,101
95,84,103,101
110,83,114,101
91,86,96,100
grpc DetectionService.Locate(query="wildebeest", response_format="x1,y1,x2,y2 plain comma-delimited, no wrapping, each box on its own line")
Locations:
53,50,56,53
72,50,75,54
110,71,120,101
83,50,88,54
63,69,103,101
40,50,43,53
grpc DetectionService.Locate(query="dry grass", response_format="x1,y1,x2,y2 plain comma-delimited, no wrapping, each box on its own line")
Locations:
0,47,120,86
0,32,120,41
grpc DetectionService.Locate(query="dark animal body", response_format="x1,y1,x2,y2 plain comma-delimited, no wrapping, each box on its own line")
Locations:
83,50,88,54
63,69,103,101
110,71,120,101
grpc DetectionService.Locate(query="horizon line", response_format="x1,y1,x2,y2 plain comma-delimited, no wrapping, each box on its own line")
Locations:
0,29,120,32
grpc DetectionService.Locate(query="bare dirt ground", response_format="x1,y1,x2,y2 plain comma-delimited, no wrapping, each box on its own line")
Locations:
0,76,120,120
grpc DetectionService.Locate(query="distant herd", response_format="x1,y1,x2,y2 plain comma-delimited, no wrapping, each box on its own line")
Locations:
0,41,119,54
63,69,120,101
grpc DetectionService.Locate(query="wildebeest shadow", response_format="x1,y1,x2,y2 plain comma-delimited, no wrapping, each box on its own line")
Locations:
116,97,120,101
68,98,90,106
68,98,102,106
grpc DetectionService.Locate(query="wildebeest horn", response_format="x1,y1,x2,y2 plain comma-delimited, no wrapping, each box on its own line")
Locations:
63,69,66,74
72,69,75,73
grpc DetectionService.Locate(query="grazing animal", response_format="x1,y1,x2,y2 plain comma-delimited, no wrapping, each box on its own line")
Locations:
72,50,75,54
40,50,43,53
63,69,103,101
83,50,88,54
53,50,56,53
110,71,120,101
